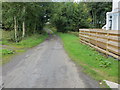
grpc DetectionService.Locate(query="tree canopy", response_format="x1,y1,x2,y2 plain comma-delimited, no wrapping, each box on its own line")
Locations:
2,2,52,42
2,2,112,40
50,2,112,32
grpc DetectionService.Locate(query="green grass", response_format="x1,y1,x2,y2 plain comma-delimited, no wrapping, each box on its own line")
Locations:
58,33,118,84
1,34,48,65
68,31,79,37
2,40,9,45
1,49,14,55
15,34,48,48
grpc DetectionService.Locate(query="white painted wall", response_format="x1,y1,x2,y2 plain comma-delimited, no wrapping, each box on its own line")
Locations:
118,14,120,30
112,13,118,30
104,0,120,30
112,0,120,12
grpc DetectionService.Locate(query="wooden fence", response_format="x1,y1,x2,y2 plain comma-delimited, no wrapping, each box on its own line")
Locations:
79,29,120,60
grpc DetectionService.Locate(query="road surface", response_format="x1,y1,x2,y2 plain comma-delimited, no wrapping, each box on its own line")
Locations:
2,35,99,88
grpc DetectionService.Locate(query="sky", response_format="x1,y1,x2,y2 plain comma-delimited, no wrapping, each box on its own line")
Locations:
2,0,113,2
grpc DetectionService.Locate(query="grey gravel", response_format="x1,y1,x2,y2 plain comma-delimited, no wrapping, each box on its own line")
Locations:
2,35,99,88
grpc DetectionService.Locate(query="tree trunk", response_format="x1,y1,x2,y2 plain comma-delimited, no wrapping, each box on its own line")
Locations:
14,16,17,42
22,21,25,38
92,10,95,28
95,13,97,28
94,13,96,27
22,6,26,38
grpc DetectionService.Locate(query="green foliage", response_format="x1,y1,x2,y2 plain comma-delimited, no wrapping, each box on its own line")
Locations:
51,2,112,32
59,33,118,83
87,2,112,28
96,57,112,68
68,31,79,37
99,60,112,68
2,30,12,39
1,49,14,55
2,2,112,34
2,2,52,42
2,30,15,44
1,34,48,65
2,40,8,45
51,2,91,32
16,34,48,48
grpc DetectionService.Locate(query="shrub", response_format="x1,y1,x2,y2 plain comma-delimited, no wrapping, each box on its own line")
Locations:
2,49,14,55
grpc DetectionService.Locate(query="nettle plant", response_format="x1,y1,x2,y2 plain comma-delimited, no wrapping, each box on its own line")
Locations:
99,60,111,68
96,57,112,68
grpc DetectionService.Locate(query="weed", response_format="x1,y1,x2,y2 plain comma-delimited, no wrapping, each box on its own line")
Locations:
2,49,14,55
99,61,111,68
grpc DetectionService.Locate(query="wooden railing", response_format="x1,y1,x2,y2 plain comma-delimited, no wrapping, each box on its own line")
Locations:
79,29,120,60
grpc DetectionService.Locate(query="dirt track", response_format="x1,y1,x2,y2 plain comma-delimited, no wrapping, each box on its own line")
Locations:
2,35,99,88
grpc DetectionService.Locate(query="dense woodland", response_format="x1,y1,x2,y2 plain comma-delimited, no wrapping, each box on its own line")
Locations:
2,2,112,42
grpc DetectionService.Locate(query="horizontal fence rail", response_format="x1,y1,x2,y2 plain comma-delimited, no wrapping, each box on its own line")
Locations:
79,29,120,60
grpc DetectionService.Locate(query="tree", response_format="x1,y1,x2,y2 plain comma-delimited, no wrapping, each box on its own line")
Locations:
2,2,51,42
51,2,92,32
2,2,112,35
87,2,112,28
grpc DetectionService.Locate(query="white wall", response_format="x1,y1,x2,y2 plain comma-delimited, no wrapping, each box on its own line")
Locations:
112,0,120,12
118,14,120,30
107,0,120,30
112,14,118,30
102,0,120,30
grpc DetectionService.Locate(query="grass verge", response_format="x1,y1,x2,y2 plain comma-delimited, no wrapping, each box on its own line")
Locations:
58,33,118,87
1,34,48,65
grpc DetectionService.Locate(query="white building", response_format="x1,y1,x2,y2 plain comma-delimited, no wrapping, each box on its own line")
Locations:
102,0,120,30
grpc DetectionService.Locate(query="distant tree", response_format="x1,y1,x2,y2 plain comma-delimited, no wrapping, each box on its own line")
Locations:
87,2,112,28
2,2,112,35
51,2,92,32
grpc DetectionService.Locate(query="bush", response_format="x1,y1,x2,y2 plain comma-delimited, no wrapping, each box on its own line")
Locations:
2,49,14,55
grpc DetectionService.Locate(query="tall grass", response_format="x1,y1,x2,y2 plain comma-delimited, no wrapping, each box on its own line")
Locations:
16,34,48,48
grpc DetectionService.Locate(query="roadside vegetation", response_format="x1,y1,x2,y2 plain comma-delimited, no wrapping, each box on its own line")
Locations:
49,2,118,87
1,30,48,65
51,2,112,32
1,2,117,87
1,2,51,65
58,33,118,84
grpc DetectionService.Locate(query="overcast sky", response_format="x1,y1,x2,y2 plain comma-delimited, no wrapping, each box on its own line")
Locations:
2,0,112,2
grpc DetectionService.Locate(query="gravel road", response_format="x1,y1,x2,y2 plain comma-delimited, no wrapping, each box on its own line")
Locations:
2,35,99,88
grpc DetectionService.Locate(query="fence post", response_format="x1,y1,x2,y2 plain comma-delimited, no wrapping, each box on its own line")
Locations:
79,29,81,43
96,30,98,47
106,31,109,57
89,29,90,44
